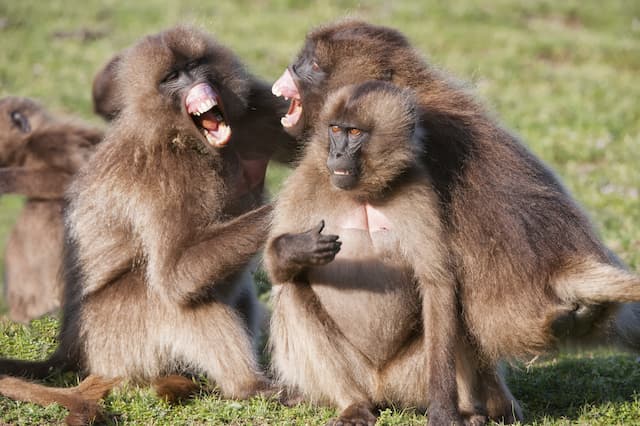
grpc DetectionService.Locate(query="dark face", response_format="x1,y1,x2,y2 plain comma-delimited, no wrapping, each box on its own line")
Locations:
119,26,252,150
272,20,411,139
326,124,367,190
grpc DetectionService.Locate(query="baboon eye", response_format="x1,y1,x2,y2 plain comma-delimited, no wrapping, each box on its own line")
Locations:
161,69,180,83
10,111,31,133
330,125,341,133
348,128,362,137
312,61,320,72
186,59,200,70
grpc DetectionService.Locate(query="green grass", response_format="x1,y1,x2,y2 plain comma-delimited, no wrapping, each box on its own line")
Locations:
1,0,639,424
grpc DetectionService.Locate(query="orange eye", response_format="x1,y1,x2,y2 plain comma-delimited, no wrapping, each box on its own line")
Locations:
330,125,341,133
348,128,362,136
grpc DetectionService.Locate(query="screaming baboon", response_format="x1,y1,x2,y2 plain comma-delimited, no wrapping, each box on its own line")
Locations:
91,47,298,163
271,19,640,422
267,81,472,425
0,96,102,322
0,25,294,402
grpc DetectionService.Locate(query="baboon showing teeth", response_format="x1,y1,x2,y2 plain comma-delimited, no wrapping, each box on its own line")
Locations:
0,96,102,322
0,25,293,410
266,81,468,426
271,19,640,423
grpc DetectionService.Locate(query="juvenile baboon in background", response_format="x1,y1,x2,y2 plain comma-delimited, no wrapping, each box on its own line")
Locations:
0,96,102,322
0,25,294,405
266,81,476,425
271,19,640,423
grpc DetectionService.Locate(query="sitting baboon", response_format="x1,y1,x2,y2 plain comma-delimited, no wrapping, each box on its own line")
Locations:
0,96,102,322
0,25,295,414
267,81,479,425
271,19,640,423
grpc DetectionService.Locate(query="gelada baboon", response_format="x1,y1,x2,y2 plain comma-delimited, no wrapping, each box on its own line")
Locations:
266,81,476,425
0,96,102,322
271,19,640,422
91,46,298,164
0,25,292,408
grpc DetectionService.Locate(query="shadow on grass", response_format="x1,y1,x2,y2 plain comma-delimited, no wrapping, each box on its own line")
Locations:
506,353,640,422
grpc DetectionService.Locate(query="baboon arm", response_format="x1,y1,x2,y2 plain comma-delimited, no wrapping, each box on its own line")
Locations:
146,204,273,303
396,188,463,424
0,167,70,199
265,220,341,283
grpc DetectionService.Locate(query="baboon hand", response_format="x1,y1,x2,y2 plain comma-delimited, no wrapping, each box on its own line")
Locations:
277,220,341,267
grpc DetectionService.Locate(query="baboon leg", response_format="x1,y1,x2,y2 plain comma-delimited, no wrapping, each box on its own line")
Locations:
478,365,522,424
175,303,269,400
270,285,374,413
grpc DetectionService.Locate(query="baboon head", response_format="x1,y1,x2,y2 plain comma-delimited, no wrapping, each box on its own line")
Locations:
116,25,254,152
0,97,52,166
309,80,422,200
272,20,417,139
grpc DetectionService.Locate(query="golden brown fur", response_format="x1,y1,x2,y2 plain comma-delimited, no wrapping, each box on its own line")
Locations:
266,82,473,425
0,375,119,426
0,96,102,322
0,25,295,410
271,19,640,422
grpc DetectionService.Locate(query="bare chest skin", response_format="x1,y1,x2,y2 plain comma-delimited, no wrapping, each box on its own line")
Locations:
308,200,421,367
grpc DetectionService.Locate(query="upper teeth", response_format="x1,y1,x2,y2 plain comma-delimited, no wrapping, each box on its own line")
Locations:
334,170,350,175
196,98,216,115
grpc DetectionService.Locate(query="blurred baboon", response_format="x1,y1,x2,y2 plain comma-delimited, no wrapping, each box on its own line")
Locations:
91,54,123,121
267,81,475,425
0,96,102,322
271,19,640,423
0,25,295,407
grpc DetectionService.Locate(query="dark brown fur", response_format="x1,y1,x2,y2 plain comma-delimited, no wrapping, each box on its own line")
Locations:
0,25,295,407
267,82,469,425
271,19,640,422
0,96,102,322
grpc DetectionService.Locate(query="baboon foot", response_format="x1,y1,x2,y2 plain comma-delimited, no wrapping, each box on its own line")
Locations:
326,402,377,426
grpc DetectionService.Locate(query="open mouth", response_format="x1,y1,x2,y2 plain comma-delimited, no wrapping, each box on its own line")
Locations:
185,83,231,147
271,68,302,128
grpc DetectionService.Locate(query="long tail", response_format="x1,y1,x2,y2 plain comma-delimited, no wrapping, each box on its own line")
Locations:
0,375,120,426
555,258,640,304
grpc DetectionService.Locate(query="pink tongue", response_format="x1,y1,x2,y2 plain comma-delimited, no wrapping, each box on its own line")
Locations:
201,112,219,131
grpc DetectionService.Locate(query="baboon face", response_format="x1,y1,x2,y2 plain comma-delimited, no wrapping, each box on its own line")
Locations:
0,97,51,166
119,26,253,150
272,20,411,138
315,81,420,198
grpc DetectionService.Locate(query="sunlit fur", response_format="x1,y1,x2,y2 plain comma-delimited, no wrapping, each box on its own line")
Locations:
0,25,289,402
267,82,472,425
278,19,640,422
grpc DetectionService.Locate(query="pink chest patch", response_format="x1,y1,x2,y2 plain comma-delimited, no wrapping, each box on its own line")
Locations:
338,204,393,232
